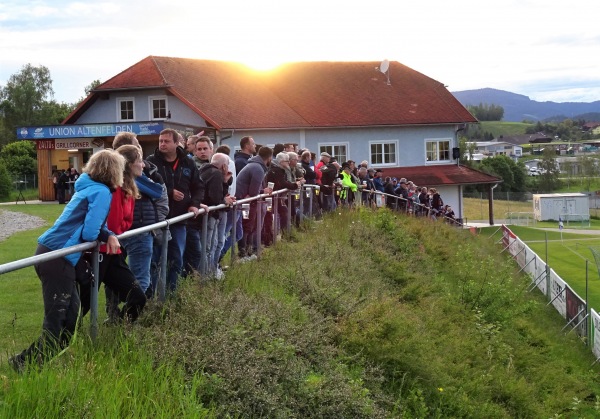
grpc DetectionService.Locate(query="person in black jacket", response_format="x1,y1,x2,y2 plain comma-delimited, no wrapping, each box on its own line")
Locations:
57,169,69,204
196,153,235,276
264,152,302,243
111,132,169,298
146,128,203,292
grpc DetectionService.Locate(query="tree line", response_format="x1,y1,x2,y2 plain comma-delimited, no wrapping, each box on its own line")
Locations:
0,64,97,197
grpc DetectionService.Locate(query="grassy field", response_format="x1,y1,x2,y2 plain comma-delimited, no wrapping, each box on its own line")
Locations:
463,196,532,222
486,225,600,316
479,121,533,137
0,188,40,203
2,206,600,416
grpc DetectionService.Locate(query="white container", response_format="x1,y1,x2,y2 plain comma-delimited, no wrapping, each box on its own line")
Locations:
532,193,589,221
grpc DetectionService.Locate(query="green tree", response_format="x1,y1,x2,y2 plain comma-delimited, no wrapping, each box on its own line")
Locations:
0,64,54,128
576,154,598,192
479,155,515,191
467,103,505,121
0,163,11,198
537,148,561,192
0,140,37,176
0,64,74,145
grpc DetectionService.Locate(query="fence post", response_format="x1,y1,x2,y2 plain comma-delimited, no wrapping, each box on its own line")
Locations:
231,206,238,266
308,187,314,218
287,191,292,235
256,198,263,258
90,244,101,343
200,213,209,276
273,196,278,245
157,224,169,302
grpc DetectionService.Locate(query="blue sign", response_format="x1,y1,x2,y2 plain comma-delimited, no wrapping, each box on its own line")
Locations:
17,122,164,140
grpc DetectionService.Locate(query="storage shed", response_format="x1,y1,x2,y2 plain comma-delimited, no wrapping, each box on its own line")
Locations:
533,193,589,221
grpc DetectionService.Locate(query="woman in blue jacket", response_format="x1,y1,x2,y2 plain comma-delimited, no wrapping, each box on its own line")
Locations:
9,149,125,372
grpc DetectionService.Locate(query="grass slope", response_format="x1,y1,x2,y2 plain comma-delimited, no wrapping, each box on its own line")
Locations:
1,208,600,417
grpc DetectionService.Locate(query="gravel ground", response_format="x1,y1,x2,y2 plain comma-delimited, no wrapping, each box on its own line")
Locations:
0,209,47,242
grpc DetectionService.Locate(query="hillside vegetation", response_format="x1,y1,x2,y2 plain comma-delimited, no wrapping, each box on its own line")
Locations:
479,121,532,139
2,209,600,417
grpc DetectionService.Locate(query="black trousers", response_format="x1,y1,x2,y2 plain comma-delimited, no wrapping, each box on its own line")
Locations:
81,253,146,322
16,245,80,366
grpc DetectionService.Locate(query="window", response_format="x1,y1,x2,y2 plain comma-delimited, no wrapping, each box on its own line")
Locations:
149,96,168,120
425,139,450,162
117,98,135,121
319,143,347,162
370,141,398,166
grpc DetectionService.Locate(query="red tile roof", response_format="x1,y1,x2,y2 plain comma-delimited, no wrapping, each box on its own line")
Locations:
67,56,477,129
381,164,501,186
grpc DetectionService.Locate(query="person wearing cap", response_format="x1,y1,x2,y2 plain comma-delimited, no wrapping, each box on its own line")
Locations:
264,152,302,241
340,162,358,207
373,169,385,192
315,152,331,211
395,178,410,212
358,167,373,206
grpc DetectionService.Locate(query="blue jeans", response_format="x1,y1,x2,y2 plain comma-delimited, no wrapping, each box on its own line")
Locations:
203,215,219,275
120,232,153,293
212,211,228,269
183,227,202,276
221,210,243,261
166,223,186,291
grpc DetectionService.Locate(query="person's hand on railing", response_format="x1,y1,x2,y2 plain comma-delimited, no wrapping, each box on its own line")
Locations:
105,235,121,254
264,187,273,195
188,206,201,217
224,194,236,207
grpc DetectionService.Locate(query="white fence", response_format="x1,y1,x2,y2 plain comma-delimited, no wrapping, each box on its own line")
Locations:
501,226,596,359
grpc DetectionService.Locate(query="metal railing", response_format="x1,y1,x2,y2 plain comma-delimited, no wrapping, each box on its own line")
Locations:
0,182,465,343
0,185,320,341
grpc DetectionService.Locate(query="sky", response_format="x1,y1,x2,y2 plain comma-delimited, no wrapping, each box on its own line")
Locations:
1,0,599,105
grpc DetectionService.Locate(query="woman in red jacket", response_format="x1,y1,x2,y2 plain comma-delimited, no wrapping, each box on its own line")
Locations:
83,144,147,323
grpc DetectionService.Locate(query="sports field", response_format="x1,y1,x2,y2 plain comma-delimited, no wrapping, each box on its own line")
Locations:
498,225,600,313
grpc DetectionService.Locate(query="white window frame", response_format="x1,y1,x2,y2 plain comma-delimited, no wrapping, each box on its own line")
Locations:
117,97,135,122
425,138,451,163
149,95,168,120
318,142,348,163
369,140,398,167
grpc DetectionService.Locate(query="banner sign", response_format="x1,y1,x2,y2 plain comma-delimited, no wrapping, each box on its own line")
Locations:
549,268,567,318
36,140,55,150
534,256,547,295
55,138,104,150
565,286,587,337
591,309,600,359
17,122,164,140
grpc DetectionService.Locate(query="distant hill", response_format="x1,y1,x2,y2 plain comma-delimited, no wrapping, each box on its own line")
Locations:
452,88,600,122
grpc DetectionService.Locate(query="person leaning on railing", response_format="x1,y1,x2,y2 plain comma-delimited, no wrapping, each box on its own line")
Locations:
9,149,126,373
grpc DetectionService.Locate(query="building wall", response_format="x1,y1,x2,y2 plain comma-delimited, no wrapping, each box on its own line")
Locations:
76,89,206,127
219,125,458,168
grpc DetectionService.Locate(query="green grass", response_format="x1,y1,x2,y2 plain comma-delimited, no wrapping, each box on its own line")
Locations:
480,121,533,138
485,225,600,320
2,207,600,417
0,188,40,203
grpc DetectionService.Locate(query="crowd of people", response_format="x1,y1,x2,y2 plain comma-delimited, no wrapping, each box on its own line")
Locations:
9,129,458,372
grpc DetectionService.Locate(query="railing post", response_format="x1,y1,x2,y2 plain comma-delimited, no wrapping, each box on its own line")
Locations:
230,205,238,267
256,198,263,258
90,243,100,343
271,196,277,246
158,224,169,302
287,191,293,235
200,212,209,276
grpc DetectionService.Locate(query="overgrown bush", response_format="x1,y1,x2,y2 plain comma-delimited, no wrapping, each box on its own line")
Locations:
0,163,11,198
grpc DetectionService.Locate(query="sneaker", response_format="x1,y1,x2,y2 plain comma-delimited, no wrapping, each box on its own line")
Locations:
215,268,225,280
9,354,26,374
238,254,258,263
